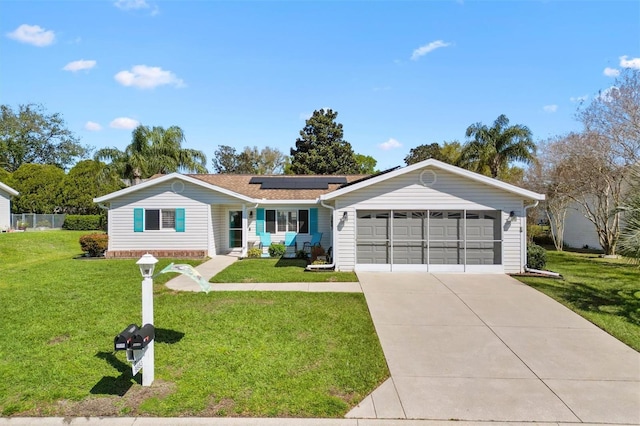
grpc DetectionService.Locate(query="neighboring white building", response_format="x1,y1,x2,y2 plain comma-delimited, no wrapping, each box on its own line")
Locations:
94,159,545,273
563,205,603,250
0,182,19,230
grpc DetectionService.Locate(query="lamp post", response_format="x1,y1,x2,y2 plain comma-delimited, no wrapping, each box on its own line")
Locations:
136,253,158,386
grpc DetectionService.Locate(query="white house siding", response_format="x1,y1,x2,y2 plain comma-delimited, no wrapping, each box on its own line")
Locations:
108,179,240,256
211,204,225,255
332,167,527,273
563,205,602,250
0,189,12,230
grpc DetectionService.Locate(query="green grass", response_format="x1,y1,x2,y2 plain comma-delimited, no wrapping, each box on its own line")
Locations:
515,250,640,351
210,258,358,283
0,232,388,417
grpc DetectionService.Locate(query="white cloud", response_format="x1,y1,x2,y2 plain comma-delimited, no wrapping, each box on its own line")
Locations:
114,65,185,89
114,0,149,10
570,95,588,103
603,67,620,77
63,59,97,72
619,55,640,69
543,105,558,113
110,117,140,129
411,40,451,61
597,86,619,102
84,121,102,131
7,24,55,47
379,138,402,151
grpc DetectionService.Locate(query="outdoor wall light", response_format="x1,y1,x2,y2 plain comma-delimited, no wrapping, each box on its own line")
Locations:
249,210,253,218
137,253,158,278
342,211,348,221
508,211,516,222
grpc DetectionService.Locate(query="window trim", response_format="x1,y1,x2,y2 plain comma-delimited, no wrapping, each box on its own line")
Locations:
265,208,310,234
136,208,182,232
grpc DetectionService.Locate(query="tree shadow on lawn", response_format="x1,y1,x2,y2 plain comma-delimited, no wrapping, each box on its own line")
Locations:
90,328,185,396
528,279,640,326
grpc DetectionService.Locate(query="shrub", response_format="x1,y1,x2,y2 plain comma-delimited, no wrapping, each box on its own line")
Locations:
527,242,547,270
35,219,51,228
63,215,103,231
79,233,108,257
268,243,286,258
295,249,308,259
247,247,262,258
311,245,325,262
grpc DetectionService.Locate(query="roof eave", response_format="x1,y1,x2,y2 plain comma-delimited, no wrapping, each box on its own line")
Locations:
0,182,19,197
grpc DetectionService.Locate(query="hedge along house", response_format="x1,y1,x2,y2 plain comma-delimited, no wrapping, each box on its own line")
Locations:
0,182,19,230
94,159,545,273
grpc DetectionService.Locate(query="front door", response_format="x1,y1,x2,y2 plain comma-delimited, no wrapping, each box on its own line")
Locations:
229,210,243,248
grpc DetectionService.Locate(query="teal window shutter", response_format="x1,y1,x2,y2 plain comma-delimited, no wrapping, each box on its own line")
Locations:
256,208,265,235
175,208,185,232
310,208,318,235
134,208,144,232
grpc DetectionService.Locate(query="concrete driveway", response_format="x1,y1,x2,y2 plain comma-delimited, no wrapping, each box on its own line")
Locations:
348,272,640,424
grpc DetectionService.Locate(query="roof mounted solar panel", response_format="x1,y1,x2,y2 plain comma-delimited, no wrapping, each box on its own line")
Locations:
249,176,348,189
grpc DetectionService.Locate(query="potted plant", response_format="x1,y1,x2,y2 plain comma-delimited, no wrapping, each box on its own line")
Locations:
17,220,28,231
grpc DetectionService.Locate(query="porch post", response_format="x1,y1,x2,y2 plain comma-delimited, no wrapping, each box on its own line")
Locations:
241,205,248,257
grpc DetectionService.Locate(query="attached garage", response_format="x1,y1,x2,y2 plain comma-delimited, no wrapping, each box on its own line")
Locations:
356,210,502,272
320,160,545,274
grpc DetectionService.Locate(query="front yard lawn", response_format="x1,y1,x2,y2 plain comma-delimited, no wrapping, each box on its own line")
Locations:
210,258,358,283
514,250,640,351
0,232,388,417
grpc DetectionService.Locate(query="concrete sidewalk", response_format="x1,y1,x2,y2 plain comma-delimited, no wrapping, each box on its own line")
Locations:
165,255,361,293
2,418,632,425
350,272,640,424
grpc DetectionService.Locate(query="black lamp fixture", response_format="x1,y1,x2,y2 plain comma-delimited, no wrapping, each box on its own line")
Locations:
249,210,254,218
508,211,516,222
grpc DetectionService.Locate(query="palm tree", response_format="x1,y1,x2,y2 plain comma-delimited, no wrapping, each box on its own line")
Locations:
461,114,536,178
95,125,207,185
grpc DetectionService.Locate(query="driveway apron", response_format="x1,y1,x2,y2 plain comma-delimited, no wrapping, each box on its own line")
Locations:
349,272,640,424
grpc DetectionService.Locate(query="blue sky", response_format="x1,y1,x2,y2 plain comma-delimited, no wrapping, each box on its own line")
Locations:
2,0,639,171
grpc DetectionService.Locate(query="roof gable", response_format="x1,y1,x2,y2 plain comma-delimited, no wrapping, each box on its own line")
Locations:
320,159,545,201
93,173,255,203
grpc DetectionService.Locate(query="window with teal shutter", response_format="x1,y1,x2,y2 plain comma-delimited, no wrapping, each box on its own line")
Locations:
256,208,265,235
175,208,185,232
134,208,144,232
310,208,318,235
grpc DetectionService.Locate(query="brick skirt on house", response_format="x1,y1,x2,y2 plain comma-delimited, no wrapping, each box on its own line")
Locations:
106,250,207,259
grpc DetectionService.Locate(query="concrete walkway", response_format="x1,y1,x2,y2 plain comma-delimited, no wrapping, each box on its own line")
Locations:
165,255,362,293
349,272,640,424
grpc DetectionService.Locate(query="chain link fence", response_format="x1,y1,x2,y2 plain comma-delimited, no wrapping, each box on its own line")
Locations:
11,214,66,230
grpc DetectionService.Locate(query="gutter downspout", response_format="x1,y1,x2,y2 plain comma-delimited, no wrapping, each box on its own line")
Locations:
306,200,336,270
522,200,539,273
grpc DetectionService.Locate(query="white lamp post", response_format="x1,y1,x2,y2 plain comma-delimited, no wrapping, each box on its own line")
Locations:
136,253,158,386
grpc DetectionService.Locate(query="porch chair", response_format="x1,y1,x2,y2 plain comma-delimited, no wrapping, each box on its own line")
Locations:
259,232,272,257
303,232,323,255
283,232,297,258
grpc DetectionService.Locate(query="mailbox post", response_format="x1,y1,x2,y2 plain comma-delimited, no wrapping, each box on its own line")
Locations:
136,253,158,386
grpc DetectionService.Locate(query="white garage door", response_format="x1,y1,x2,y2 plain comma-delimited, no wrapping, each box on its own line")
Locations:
356,210,502,272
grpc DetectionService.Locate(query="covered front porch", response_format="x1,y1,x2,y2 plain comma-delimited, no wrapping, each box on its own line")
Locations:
210,203,332,258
